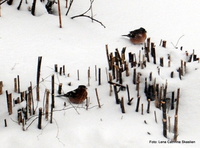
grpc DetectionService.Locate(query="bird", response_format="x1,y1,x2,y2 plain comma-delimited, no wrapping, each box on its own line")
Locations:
58,85,88,104
122,27,147,44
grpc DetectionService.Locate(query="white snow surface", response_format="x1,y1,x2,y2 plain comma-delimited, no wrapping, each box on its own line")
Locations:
0,0,200,148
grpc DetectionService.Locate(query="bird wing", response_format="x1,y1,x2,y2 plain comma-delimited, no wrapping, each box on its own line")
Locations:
65,89,87,98
129,28,143,38
65,90,78,97
134,33,143,38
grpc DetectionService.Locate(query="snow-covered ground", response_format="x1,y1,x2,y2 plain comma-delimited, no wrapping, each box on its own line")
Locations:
0,0,200,147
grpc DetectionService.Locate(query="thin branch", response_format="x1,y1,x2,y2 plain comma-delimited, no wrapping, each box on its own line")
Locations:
70,0,106,28
10,118,18,124
175,35,185,47
68,99,80,114
65,0,74,16
0,0,7,5
37,122,50,139
81,0,94,16
53,104,100,112
171,35,185,49
90,0,94,22
53,118,66,146
26,117,39,130
71,15,106,28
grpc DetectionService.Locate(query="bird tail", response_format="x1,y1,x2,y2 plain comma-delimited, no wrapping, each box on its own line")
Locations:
122,34,131,38
56,94,65,97
56,93,70,97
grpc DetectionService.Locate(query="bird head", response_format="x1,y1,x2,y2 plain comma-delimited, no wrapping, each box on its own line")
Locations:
78,85,87,90
139,27,147,33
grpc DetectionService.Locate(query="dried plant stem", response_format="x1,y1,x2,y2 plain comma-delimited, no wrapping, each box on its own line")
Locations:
98,68,101,85
154,111,157,123
95,88,101,108
120,97,125,113
88,67,90,86
147,99,151,113
77,70,80,80
57,0,62,28
141,103,144,115
126,85,130,103
66,0,74,16
105,45,111,70
8,93,13,115
38,108,42,129
0,0,1,17
109,73,113,96
31,0,36,16
168,116,171,133
135,96,140,112
17,0,23,10
14,78,17,93
4,119,7,127
95,65,98,81
51,75,55,108
58,83,62,95
36,56,42,101
55,64,58,72
45,89,50,120
174,115,178,141
175,88,180,115
160,57,164,67
17,75,20,93
65,0,68,8
113,85,120,104
0,81,3,95
162,40,167,48
63,65,65,75
171,91,175,110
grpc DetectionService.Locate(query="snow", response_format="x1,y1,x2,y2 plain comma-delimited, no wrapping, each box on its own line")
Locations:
0,0,200,147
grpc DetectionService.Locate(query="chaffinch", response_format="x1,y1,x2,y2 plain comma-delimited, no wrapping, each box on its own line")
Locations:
63,85,88,104
122,27,147,44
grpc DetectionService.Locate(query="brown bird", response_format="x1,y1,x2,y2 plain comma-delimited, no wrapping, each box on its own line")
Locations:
59,85,88,104
122,27,147,44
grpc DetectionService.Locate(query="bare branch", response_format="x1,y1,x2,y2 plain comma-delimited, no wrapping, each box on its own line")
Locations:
171,35,185,49
71,15,106,28
26,117,38,130
0,0,8,5
65,0,74,16
81,0,94,16
70,0,106,28
53,118,66,146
